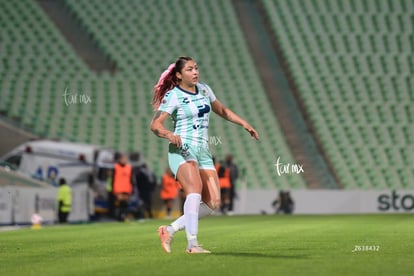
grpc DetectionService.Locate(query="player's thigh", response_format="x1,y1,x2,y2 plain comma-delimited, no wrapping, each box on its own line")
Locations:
176,161,203,194
199,169,221,209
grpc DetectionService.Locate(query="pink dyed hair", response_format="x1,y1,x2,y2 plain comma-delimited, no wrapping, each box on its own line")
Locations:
152,56,193,110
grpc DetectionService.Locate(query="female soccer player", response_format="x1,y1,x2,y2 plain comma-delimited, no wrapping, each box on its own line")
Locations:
151,56,259,254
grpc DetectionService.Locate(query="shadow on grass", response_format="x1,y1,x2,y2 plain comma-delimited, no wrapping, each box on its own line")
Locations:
212,252,308,259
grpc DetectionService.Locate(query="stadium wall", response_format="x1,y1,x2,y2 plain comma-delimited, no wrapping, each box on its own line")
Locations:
2,185,412,225
234,189,414,215
0,185,93,225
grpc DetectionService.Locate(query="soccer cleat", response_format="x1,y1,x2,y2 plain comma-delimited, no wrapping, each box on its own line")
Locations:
186,245,211,254
158,225,173,253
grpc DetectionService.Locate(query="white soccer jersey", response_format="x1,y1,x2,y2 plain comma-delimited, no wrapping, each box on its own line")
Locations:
158,83,216,148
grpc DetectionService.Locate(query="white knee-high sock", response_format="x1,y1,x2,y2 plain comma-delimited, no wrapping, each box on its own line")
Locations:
168,202,213,234
183,193,201,246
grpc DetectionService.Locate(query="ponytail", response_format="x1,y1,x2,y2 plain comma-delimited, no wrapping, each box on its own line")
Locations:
152,63,177,110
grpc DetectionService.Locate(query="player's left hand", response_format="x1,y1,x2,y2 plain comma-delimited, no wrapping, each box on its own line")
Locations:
244,124,259,140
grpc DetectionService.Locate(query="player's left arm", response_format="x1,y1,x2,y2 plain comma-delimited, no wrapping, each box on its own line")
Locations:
211,99,259,140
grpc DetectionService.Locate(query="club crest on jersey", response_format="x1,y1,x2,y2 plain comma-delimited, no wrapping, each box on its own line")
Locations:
202,89,208,97
179,143,190,157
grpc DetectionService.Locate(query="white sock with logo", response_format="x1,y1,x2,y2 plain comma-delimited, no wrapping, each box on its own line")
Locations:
184,193,201,248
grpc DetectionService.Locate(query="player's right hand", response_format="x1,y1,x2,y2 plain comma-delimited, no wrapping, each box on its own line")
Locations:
167,133,182,148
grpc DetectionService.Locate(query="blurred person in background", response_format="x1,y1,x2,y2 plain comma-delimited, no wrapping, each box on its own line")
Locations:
105,168,116,219
216,160,231,215
57,178,72,223
160,167,180,219
225,154,239,215
272,190,294,214
151,56,259,254
112,154,133,221
135,163,157,219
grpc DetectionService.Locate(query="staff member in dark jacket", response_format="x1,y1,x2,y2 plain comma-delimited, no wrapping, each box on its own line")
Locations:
135,163,156,219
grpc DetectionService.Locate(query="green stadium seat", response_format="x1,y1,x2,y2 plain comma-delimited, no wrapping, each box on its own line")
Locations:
262,0,414,189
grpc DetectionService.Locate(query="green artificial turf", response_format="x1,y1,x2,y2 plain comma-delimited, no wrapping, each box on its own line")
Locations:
0,214,413,275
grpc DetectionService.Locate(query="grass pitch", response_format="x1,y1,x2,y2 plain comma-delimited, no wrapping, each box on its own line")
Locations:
0,214,413,275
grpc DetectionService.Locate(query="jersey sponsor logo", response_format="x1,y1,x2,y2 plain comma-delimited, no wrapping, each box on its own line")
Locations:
197,104,210,118
191,97,205,103
192,124,208,130
183,97,190,104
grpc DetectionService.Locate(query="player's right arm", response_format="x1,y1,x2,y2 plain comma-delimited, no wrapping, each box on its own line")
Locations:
150,111,182,147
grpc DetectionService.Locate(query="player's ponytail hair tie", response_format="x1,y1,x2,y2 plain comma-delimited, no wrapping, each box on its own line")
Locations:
155,63,176,90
